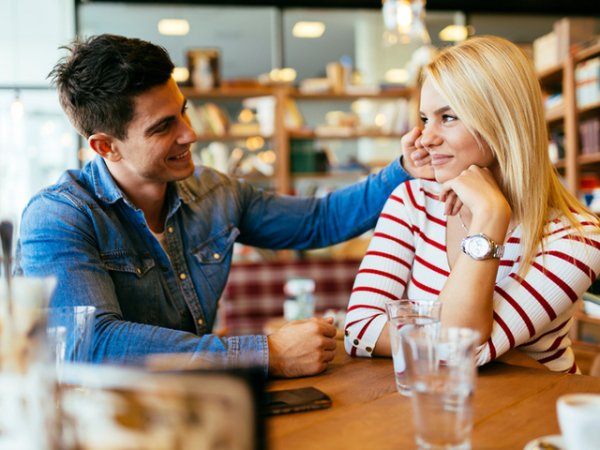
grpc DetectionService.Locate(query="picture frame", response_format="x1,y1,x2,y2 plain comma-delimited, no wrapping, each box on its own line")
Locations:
187,48,220,90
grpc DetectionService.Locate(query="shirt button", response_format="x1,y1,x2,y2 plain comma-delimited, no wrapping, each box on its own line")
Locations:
136,268,142,275
213,253,220,260
197,319,204,326
167,226,174,233
353,339,359,346
365,346,373,353
179,273,187,280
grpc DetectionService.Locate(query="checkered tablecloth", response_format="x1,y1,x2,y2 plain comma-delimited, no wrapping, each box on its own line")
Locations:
219,259,361,335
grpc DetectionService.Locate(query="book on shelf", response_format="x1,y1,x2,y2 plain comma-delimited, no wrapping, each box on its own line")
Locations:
549,129,566,161
189,102,229,136
229,122,262,136
575,56,600,108
204,102,229,135
289,140,329,174
580,117,600,155
299,78,331,94
284,99,304,129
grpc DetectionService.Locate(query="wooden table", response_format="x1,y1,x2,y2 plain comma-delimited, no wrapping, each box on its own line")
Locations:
267,341,600,449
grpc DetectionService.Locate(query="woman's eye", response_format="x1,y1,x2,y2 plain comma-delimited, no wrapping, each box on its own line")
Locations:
419,116,428,124
442,114,458,123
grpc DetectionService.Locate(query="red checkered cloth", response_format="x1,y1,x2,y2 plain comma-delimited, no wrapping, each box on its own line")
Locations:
219,259,361,335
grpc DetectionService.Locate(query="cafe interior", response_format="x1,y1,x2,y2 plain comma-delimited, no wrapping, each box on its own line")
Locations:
1,0,600,449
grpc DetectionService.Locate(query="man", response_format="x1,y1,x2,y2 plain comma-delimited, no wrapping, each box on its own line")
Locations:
16,34,427,378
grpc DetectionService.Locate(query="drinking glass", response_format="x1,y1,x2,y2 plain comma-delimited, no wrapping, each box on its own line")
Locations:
47,306,96,383
402,327,480,450
385,299,442,396
0,276,58,450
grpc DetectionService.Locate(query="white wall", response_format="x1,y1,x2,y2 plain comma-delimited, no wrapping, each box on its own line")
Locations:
0,0,77,224
0,0,75,86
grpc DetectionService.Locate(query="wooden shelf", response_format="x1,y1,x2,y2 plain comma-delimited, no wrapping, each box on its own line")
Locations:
539,38,600,354
292,171,368,180
578,100,600,119
195,133,272,142
180,86,274,99
575,42,600,62
573,339,600,351
290,88,412,100
545,105,565,123
184,84,415,194
537,64,563,88
577,310,600,326
288,130,405,140
578,153,600,166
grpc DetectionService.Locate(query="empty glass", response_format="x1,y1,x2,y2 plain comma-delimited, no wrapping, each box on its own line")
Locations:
47,306,96,382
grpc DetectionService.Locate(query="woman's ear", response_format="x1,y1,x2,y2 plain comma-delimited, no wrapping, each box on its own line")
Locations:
88,133,122,161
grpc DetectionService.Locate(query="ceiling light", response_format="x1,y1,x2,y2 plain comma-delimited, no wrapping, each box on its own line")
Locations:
292,21,326,38
158,19,190,36
382,0,430,47
439,25,469,42
10,91,24,120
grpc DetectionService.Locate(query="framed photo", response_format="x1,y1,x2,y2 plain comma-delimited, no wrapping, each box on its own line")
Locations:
187,48,220,90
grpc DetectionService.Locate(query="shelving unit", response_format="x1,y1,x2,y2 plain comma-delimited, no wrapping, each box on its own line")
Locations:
180,85,414,195
538,42,600,351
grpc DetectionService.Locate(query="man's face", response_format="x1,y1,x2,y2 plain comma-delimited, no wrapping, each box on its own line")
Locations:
110,77,197,187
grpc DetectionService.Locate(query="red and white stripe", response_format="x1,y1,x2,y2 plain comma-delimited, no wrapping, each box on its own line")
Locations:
344,179,600,372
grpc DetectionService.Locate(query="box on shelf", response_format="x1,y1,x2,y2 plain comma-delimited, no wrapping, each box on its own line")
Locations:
554,18,597,62
534,18,597,73
534,31,559,73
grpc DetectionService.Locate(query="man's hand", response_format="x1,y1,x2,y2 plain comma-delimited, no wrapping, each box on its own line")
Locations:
401,127,434,180
267,317,337,378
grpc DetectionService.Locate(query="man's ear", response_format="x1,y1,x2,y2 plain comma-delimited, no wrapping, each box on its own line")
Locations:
88,133,122,162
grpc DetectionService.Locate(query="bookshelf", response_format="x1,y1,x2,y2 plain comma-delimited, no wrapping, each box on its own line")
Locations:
180,85,414,195
538,41,600,352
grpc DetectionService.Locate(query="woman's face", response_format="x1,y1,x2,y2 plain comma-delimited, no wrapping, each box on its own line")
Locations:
418,77,497,183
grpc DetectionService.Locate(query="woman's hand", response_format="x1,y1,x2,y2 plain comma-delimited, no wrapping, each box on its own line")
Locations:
401,127,434,180
439,165,511,227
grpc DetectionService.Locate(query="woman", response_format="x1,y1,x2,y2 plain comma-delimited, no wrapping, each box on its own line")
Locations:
344,36,600,373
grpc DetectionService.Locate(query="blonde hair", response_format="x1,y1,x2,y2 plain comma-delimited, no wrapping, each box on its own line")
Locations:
423,35,599,274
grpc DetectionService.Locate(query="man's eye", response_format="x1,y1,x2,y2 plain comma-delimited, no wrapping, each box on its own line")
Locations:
153,122,170,134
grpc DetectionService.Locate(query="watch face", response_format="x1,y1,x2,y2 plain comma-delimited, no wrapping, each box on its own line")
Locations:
465,235,491,258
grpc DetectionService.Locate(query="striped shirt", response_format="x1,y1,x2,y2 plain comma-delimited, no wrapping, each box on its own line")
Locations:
344,179,600,372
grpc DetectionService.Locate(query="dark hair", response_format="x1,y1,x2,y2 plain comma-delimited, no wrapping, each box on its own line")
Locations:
49,34,174,140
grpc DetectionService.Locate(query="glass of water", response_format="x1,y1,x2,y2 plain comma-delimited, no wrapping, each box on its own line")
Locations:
385,299,442,396
402,327,480,450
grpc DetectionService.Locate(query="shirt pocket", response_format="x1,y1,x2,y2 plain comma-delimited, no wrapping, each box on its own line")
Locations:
191,226,240,265
101,251,159,323
101,251,155,277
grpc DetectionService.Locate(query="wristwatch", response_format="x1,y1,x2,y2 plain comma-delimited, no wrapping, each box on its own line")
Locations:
460,233,504,260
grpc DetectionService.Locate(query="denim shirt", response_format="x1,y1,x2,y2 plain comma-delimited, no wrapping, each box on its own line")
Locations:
16,156,410,373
